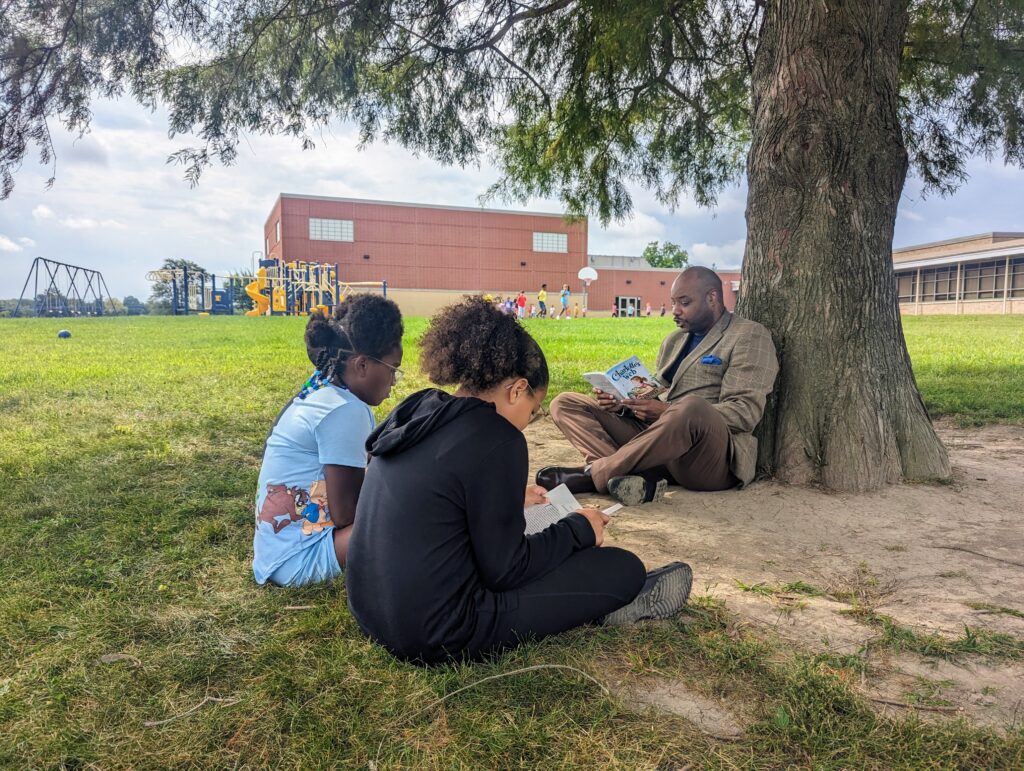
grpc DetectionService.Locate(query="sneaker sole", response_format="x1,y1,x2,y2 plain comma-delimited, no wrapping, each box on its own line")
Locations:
608,475,667,506
603,562,693,626
647,562,693,620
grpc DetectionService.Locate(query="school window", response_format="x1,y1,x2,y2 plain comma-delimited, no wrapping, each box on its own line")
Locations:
918,266,957,302
960,260,1005,300
895,271,917,303
309,217,355,242
275,220,280,243
1011,257,1024,298
532,232,568,253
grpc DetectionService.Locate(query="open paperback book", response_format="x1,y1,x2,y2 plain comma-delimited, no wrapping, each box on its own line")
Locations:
582,355,665,401
524,484,622,535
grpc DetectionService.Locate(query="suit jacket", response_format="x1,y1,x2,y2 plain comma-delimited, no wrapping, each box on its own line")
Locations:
654,312,778,485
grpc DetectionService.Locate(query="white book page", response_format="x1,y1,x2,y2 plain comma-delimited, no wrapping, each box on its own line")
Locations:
524,484,581,535
582,372,627,400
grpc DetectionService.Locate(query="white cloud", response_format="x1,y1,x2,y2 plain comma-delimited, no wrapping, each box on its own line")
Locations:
32,204,55,221
689,238,746,268
899,210,925,222
590,210,667,255
18,236,36,247
59,216,127,230
0,234,23,252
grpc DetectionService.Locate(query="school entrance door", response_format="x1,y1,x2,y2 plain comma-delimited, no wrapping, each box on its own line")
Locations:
616,296,641,316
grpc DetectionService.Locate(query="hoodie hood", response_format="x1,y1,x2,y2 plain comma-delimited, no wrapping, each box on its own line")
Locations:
367,388,494,457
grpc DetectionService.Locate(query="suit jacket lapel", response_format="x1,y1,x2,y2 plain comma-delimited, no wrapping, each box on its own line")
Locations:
656,331,688,383
672,312,732,384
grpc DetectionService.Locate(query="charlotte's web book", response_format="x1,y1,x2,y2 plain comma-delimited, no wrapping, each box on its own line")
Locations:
583,355,665,401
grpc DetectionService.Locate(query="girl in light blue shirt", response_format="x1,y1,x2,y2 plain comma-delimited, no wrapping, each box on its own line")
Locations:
253,294,404,587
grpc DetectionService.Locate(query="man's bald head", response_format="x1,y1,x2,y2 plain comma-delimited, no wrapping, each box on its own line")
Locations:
669,266,726,333
681,266,723,298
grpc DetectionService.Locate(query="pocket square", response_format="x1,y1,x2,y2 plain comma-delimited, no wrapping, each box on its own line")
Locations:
700,355,722,365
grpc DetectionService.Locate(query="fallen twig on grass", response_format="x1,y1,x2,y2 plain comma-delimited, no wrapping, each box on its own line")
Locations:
282,605,316,610
375,664,611,762
868,696,960,714
144,696,239,727
402,664,609,723
930,545,1024,569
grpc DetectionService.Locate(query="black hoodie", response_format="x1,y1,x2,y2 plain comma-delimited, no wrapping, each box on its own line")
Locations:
346,388,596,663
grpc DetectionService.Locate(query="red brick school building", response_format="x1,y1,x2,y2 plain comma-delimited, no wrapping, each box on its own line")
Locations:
263,193,741,316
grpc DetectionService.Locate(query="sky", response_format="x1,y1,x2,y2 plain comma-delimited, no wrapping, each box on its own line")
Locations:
2,97,1023,300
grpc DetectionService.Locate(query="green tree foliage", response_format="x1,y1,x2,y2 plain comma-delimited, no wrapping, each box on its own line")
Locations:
147,258,207,311
226,269,255,313
641,240,689,269
2,1,1022,210
123,295,148,315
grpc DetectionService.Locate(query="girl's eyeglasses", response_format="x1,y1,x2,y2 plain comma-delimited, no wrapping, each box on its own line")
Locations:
506,381,542,420
366,355,404,382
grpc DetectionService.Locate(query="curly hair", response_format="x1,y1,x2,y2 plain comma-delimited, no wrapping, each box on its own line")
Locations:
420,297,548,392
304,294,403,382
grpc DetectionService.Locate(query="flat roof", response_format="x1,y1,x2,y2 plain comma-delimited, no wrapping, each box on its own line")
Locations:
893,232,1024,253
279,192,578,220
894,242,1024,270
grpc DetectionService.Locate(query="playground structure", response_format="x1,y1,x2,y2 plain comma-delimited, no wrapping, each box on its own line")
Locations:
14,257,118,317
145,266,235,315
245,258,387,317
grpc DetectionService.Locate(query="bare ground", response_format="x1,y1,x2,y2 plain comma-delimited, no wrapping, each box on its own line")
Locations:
525,418,1024,732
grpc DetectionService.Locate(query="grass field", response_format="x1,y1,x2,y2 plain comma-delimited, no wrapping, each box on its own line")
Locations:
1,314,1022,768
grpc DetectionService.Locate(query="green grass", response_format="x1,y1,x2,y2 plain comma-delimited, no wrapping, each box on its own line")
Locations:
901,315,1024,425
1,314,1023,768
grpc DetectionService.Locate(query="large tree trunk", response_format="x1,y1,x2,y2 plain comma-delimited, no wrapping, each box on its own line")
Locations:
737,0,950,491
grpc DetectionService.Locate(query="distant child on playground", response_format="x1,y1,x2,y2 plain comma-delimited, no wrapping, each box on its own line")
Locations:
557,284,571,319
537,283,548,317
572,302,580,319
252,295,404,587
516,290,527,319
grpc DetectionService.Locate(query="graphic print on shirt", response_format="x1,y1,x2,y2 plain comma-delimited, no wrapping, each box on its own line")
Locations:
257,479,332,535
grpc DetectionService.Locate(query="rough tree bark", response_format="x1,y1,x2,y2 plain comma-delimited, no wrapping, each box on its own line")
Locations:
737,0,951,491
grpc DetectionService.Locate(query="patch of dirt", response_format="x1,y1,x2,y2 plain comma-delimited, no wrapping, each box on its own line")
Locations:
525,418,1024,731
622,679,746,740
862,653,1024,731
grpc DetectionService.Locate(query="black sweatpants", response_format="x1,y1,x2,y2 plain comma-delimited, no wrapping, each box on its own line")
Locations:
464,546,647,659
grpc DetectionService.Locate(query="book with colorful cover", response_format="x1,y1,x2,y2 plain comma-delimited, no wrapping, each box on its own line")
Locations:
582,355,665,401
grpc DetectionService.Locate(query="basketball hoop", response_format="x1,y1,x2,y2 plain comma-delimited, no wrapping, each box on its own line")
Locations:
577,266,598,315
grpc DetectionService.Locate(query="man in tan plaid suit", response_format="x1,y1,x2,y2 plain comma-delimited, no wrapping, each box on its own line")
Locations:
537,267,779,505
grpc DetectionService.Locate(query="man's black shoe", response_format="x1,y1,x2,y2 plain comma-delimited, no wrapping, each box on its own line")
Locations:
535,466,597,494
607,468,670,505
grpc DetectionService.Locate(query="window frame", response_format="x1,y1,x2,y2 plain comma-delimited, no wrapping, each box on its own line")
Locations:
532,231,569,253
309,217,355,242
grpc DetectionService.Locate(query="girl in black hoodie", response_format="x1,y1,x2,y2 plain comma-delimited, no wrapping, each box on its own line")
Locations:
346,299,691,664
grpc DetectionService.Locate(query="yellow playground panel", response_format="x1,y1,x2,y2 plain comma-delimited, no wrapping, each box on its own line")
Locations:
245,259,386,317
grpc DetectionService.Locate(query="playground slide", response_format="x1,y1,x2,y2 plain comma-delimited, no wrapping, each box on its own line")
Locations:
245,269,269,316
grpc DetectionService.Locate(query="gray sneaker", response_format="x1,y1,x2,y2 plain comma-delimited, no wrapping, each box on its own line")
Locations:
602,562,693,626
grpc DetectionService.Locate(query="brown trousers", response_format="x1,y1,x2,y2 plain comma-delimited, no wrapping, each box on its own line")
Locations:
548,393,737,493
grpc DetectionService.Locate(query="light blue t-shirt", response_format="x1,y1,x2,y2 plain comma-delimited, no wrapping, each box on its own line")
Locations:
252,384,375,584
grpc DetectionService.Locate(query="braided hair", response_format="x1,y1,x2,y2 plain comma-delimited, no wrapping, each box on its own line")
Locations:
420,297,548,392
304,294,403,385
